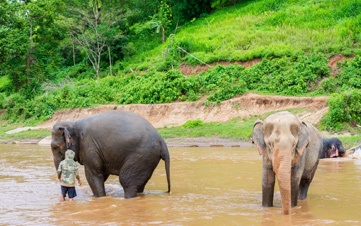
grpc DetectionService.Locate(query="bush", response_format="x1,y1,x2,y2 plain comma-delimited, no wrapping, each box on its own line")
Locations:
321,89,361,131
337,55,361,90
182,119,204,128
244,54,329,95
195,64,247,102
318,77,337,94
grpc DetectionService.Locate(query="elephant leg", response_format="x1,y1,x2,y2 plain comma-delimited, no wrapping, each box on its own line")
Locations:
298,162,318,200
262,166,276,207
137,182,147,193
121,181,138,199
291,165,304,206
85,166,107,197
291,180,300,207
298,178,311,200
119,175,149,198
298,168,316,200
119,159,159,199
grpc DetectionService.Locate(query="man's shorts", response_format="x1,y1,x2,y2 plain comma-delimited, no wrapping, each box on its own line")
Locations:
61,186,77,198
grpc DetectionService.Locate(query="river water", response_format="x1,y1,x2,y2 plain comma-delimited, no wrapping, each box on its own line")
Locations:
1,144,361,225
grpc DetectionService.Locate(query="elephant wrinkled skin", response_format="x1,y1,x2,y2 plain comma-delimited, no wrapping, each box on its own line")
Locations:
252,111,322,215
51,110,171,199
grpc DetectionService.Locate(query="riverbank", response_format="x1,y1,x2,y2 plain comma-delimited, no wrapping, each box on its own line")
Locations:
2,93,359,148
1,136,253,148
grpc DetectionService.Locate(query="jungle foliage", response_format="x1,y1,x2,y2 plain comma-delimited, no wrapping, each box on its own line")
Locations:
1,0,361,132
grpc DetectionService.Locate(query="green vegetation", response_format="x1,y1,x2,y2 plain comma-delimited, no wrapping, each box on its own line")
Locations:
0,124,49,142
158,116,361,149
0,55,333,122
1,0,361,142
159,117,255,140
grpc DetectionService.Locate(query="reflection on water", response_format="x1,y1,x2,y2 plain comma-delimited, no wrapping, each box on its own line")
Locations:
0,144,361,225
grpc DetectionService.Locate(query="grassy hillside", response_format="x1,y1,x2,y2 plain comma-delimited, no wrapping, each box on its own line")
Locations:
1,0,361,134
123,0,361,71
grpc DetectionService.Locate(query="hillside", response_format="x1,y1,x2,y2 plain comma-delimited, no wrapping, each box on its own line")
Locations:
2,0,361,136
36,55,344,130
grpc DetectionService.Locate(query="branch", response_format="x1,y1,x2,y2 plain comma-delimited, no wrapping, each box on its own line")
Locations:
177,46,211,66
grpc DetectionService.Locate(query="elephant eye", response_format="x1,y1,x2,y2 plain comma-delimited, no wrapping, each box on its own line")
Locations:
51,144,62,152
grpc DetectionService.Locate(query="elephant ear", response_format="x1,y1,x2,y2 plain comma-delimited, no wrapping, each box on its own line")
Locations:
59,126,72,149
252,120,266,155
296,121,310,156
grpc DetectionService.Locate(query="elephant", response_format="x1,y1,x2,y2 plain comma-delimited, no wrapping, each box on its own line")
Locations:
50,110,171,199
320,138,346,159
252,111,322,215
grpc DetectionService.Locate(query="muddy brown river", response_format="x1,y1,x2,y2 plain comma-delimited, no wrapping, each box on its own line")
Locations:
1,144,361,225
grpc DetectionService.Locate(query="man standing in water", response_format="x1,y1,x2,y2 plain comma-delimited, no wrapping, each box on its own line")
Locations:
57,149,82,201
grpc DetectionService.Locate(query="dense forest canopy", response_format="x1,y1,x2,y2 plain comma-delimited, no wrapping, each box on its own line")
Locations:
0,0,220,91
1,0,361,132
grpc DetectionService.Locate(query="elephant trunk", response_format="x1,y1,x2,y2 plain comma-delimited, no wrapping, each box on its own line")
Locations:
53,153,64,171
273,147,292,215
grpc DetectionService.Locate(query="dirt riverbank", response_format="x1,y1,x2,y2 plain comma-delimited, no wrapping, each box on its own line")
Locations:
5,93,330,147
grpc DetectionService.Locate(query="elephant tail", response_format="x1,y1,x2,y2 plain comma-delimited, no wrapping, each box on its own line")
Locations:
161,141,171,193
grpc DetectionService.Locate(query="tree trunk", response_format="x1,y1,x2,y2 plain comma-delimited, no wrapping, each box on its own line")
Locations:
72,39,76,66
108,45,112,75
161,25,165,43
26,18,33,80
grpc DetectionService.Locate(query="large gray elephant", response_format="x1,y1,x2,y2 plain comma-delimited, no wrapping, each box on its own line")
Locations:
252,111,322,215
50,110,170,199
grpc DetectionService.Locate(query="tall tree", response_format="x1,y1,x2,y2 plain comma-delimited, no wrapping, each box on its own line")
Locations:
0,1,28,90
149,1,173,43
66,0,126,77
0,0,66,93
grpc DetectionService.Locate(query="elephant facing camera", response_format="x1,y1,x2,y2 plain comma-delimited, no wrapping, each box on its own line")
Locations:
252,111,322,215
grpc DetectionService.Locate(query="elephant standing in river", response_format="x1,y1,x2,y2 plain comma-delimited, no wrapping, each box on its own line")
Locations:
50,110,171,198
252,111,322,215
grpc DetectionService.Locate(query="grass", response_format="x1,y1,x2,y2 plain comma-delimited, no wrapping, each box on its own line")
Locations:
336,135,361,150
0,122,50,142
123,0,361,71
159,116,257,141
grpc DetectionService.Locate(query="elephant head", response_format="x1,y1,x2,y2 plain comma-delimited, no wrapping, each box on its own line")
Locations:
252,111,311,215
50,121,78,170
321,138,346,158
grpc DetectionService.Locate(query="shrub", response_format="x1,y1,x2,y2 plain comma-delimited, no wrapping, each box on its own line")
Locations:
245,54,329,95
337,55,361,90
321,89,361,131
318,77,337,94
182,119,204,128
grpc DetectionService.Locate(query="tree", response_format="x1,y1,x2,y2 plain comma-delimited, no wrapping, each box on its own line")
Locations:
149,1,173,43
0,1,28,90
66,0,126,77
0,0,66,93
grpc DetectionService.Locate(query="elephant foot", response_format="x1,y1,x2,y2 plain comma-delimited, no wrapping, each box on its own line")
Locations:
124,187,138,199
298,186,310,200
93,193,106,198
298,193,307,200
137,184,146,193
